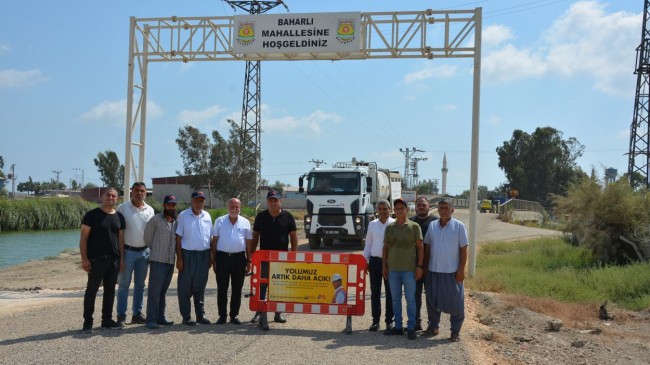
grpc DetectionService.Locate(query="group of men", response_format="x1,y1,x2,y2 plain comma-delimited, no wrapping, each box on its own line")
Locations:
80,183,467,341
363,196,468,341
80,184,297,333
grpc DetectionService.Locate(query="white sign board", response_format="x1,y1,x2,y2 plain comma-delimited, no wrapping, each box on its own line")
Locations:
232,12,361,54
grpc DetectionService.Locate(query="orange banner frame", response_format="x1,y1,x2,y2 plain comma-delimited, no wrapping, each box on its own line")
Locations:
248,250,366,316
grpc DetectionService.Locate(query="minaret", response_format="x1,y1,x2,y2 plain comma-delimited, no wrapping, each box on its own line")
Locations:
441,153,448,195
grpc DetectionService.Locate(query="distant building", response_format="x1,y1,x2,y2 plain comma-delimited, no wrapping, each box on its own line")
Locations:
0,177,5,191
151,175,225,208
258,186,306,209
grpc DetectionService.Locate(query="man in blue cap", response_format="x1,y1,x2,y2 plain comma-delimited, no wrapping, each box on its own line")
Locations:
175,191,213,326
144,195,178,329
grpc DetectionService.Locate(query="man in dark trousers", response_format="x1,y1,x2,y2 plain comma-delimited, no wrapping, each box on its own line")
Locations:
79,187,125,333
211,197,252,325
249,190,298,331
144,195,178,329
409,196,438,331
175,191,213,326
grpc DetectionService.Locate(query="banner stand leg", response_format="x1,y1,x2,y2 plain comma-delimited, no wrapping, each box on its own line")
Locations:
345,315,352,334
259,312,269,330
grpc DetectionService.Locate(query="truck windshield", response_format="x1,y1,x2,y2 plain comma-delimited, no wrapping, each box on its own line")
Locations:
307,172,360,195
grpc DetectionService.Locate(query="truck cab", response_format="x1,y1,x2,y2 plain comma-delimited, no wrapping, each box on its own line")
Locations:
299,161,399,249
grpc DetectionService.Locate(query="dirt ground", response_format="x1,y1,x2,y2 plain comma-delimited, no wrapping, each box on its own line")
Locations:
1,209,649,364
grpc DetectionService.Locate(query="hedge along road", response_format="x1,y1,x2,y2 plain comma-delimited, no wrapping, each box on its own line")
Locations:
0,210,557,364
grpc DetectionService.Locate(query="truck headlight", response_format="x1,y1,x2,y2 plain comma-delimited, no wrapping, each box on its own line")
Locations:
305,216,311,224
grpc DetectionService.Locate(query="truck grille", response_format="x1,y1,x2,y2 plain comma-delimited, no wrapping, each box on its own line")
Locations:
317,208,346,226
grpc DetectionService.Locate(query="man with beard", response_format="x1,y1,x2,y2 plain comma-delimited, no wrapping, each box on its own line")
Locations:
80,187,125,333
409,196,438,331
144,195,178,329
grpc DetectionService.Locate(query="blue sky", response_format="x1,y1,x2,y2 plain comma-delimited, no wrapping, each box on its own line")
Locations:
0,0,641,195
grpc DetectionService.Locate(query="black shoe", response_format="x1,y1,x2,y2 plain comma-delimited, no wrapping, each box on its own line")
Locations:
384,327,404,336
250,313,261,323
216,316,227,325
385,322,395,331
146,322,159,329
415,321,423,331
196,317,211,325
157,319,174,326
259,320,270,331
131,313,146,324
101,319,124,330
408,330,417,340
450,332,460,342
369,322,380,332
182,319,197,326
273,314,287,323
81,324,93,333
230,317,242,325
116,315,126,327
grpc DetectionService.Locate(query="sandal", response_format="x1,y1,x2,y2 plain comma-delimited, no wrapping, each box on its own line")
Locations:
421,327,439,337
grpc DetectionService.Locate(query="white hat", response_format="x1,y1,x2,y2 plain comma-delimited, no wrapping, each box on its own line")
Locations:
332,273,343,282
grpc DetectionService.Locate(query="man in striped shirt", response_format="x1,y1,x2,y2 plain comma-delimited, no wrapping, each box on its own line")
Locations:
144,195,178,329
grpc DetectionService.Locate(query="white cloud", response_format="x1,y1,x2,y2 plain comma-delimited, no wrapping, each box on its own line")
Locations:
486,115,501,125
81,99,163,126
264,110,343,136
0,68,48,88
403,63,459,84
483,1,640,95
0,41,10,53
177,105,226,125
483,24,514,48
434,104,458,112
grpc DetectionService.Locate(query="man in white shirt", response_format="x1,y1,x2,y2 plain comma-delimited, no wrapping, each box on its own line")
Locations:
116,182,154,326
175,191,213,326
362,199,395,332
211,198,252,325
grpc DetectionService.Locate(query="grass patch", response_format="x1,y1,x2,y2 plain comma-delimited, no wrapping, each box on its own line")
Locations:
466,237,650,311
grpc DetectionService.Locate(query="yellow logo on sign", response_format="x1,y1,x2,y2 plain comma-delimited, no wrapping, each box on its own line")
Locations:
237,23,255,46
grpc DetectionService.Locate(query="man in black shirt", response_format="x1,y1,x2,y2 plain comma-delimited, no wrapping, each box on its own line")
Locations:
249,190,298,330
409,196,438,331
79,187,126,333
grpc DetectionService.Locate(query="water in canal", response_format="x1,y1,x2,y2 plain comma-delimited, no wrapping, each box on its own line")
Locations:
0,229,80,269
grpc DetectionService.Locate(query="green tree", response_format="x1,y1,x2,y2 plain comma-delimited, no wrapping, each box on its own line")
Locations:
17,176,38,195
176,120,256,200
497,127,586,207
269,180,286,195
0,155,4,178
458,185,489,200
84,182,98,189
94,150,124,189
415,179,434,195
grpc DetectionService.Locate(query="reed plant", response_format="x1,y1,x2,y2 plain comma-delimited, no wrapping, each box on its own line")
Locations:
0,197,97,231
467,237,650,311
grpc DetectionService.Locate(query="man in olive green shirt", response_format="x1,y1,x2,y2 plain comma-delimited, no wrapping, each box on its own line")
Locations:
382,198,424,340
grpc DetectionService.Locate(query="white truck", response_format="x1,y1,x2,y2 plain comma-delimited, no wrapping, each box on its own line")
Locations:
299,159,402,249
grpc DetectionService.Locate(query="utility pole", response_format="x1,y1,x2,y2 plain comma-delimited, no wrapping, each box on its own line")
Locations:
399,147,424,189
309,159,326,168
52,170,62,186
628,0,650,188
73,168,84,189
224,0,289,207
410,156,428,188
8,164,16,198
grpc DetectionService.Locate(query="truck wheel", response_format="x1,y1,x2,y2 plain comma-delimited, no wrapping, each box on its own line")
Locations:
323,238,334,247
308,237,321,249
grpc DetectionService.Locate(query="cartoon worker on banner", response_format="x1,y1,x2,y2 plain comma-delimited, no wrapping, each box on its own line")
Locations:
332,274,346,304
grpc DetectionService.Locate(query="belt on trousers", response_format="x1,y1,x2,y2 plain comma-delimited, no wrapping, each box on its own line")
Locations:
217,251,245,256
124,245,146,251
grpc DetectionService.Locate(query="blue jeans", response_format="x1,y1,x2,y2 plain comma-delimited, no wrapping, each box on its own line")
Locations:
117,248,149,317
388,270,416,331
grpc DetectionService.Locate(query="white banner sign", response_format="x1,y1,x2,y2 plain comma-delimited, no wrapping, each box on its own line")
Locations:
232,12,361,54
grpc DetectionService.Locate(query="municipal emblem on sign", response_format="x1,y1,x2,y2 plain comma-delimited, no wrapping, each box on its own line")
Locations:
236,22,255,46
336,19,355,44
